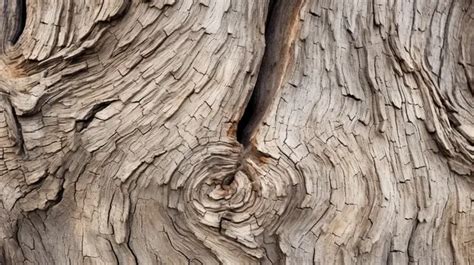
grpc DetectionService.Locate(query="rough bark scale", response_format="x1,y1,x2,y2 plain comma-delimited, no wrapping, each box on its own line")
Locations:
0,0,473,264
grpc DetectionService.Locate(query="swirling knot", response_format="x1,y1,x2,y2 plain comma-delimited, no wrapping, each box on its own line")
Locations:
168,143,303,259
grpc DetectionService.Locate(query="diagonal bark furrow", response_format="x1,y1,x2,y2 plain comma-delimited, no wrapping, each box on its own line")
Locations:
75,100,116,132
237,0,305,146
0,94,25,155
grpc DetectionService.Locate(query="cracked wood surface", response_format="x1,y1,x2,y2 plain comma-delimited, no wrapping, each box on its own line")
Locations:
0,0,473,264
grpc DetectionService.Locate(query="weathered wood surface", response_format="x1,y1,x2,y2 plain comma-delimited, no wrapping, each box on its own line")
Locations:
0,0,473,264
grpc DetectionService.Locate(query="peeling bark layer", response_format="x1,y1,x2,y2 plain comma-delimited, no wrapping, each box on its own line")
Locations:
0,0,473,264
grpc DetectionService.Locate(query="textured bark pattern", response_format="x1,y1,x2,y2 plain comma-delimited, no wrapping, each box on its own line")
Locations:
0,0,473,264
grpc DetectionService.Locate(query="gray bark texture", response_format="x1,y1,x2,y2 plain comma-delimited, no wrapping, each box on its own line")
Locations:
0,0,473,264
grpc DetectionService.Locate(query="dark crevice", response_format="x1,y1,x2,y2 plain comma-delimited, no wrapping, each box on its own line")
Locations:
43,179,65,209
222,174,235,186
236,0,304,146
236,88,257,144
1,95,26,155
236,0,277,145
75,100,115,132
10,0,26,44
9,101,25,155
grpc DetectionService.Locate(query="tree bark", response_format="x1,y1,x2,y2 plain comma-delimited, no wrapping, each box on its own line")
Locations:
0,0,473,264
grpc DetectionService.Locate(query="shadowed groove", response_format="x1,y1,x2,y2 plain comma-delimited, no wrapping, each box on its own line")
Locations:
11,0,26,44
237,0,305,146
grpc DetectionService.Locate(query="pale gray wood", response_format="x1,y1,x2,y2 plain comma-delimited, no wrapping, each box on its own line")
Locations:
0,0,472,264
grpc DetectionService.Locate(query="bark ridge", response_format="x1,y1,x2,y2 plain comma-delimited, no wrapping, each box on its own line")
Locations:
0,0,473,264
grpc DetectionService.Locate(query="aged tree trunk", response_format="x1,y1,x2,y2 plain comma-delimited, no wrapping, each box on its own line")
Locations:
0,0,473,264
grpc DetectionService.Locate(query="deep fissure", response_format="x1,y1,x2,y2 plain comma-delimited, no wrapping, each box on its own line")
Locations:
11,0,26,44
75,101,115,131
236,0,278,145
1,95,26,155
9,100,25,155
236,0,277,146
236,0,304,146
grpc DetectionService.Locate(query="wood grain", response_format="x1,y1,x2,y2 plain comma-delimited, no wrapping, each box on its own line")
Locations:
0,0,472,264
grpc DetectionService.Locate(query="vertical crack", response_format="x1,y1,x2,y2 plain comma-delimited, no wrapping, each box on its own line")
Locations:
237,0,305,147
11,0,26,44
